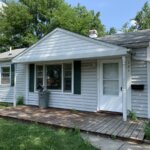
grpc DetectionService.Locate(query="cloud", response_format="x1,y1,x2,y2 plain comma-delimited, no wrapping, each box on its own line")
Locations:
129,20,137,27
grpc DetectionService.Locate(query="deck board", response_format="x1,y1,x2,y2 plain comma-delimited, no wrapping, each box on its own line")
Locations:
0,106,146,142
102,118,121,134
106,119,123,135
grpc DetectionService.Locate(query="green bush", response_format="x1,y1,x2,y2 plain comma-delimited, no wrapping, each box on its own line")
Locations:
128,110,138,121
17,96,24,105
144,121,150,140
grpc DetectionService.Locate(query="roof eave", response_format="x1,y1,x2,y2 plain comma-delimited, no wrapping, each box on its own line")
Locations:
0,58,12,62
13,49,129,63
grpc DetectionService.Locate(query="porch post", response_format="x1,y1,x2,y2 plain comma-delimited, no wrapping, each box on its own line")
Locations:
13,64,17,107
122,56,127,121
25,64,29,105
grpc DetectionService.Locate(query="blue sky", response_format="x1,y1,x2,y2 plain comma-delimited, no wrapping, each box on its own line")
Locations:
65,0,149,30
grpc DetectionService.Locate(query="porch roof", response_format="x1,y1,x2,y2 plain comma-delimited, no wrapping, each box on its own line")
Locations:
0,48,26,62
12,28,129,63
98,29,150,48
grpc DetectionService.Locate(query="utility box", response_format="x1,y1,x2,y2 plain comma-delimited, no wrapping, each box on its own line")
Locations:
38,91,49,108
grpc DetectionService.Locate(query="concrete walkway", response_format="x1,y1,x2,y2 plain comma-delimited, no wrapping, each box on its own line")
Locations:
81,133,150,150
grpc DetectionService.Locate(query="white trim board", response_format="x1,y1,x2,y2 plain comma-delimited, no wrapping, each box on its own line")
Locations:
97,58,123,112
126,54,131,111
25,64,29,105
147,44,150,118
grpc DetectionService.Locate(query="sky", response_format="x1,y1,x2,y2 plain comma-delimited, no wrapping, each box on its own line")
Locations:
65,0,149,30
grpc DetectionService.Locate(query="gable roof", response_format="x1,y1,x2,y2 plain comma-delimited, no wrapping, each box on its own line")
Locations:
13,28,129,63
0,48,26,62
98,29,150,48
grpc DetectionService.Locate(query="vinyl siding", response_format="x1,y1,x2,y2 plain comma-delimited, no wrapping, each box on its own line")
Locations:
27,60,98,112
13,29,128,63
15,64,26,101
0,86,14,102
0,62,14,103
131,48,148,118
0,63,27,103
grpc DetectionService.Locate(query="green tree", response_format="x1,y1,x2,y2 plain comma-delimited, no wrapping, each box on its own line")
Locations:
122,2,150,32
135,2,150,30
0,2,36,52
107,27,117,35
53,3,105,36
20,0,64,38
121,22,136,33
0,1,105,52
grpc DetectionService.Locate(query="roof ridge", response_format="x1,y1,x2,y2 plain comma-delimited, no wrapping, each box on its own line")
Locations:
99,29,150,39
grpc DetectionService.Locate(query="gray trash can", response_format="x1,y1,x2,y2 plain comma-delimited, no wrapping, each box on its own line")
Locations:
38,90,49,108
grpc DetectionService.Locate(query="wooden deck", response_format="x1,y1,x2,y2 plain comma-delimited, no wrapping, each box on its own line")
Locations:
0,106,146,142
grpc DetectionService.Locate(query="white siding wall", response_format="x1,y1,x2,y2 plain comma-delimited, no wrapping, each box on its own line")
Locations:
27,60,98,112
15,64,26,101
13,29,127,63
0,62,14,103
0,86,14,103
0,63,27,103
131,48,148,118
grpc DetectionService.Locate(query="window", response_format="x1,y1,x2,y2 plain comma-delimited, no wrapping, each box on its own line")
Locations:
63,64,72,92
103,63,119,95
46,65,62,90
1,67,10,84
35,63,73,92
36,65,43,90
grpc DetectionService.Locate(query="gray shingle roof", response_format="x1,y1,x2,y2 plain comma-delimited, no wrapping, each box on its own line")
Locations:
0,48,26,61
97,29,150,48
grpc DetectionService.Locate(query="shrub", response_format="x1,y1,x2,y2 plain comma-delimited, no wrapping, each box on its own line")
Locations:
17,96,24,105
128,110,138,121
144,121,150,140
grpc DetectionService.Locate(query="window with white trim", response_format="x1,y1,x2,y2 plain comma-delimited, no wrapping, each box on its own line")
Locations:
35,63,73,92
1,67,10,84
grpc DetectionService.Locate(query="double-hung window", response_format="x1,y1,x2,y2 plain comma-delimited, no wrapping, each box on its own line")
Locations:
1,67,10,85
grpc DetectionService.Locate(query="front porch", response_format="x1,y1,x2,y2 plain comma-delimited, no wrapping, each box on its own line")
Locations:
0,106,146,142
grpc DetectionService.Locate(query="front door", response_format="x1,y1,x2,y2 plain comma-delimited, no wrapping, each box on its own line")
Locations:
99,60,122,112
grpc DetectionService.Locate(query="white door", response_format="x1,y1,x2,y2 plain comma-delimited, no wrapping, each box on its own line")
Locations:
99,60,122,112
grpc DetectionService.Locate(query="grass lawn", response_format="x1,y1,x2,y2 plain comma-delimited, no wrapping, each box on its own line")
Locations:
0,118,98,150
0,102,12,108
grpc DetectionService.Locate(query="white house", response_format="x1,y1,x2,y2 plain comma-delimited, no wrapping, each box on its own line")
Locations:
0,48,26,103
1,28,150,121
